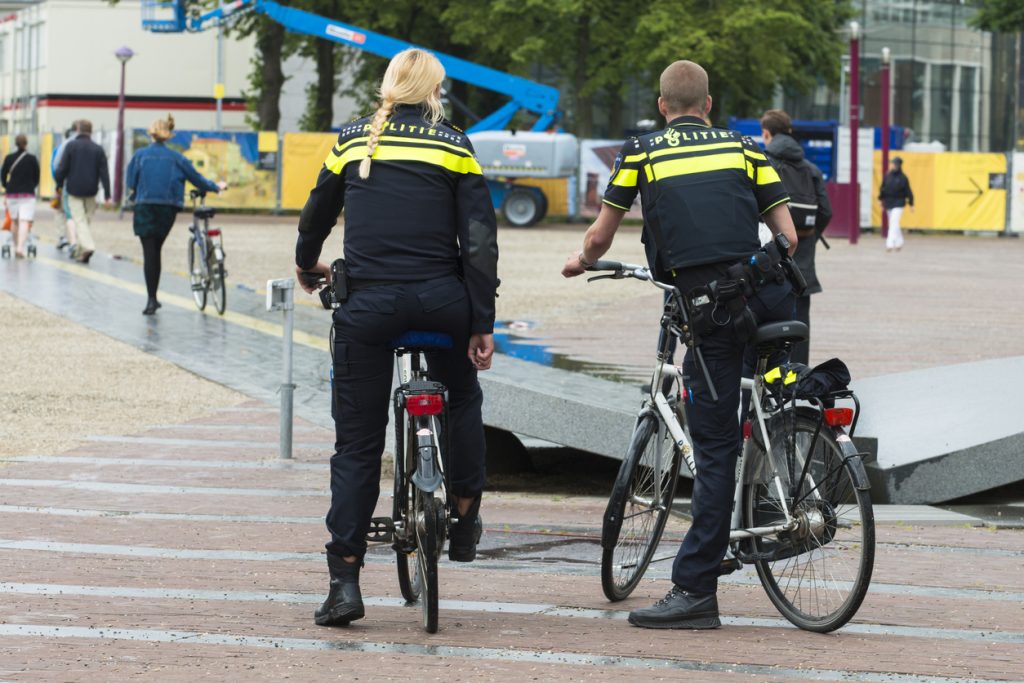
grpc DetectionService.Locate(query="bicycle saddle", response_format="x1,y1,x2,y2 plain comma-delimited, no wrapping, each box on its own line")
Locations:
752,320,808,349
388,331,453,351
194,206,216,219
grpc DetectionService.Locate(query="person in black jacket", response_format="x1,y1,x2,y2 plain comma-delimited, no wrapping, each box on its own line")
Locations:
1,134,40,258
53,119,111,264
761,109,832,365
878,156,914,252
295,48,499,628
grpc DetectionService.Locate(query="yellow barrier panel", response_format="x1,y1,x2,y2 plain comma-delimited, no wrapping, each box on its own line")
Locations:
872,151,1005,231
39,133,55,198
281,132,336,210
516,177,569,216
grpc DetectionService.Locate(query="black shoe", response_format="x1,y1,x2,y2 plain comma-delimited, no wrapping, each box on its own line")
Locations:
78,250,93,264
142,298,159,315
628,586,721,630
448,496,482,562
56,238,69,251
314,555,365,626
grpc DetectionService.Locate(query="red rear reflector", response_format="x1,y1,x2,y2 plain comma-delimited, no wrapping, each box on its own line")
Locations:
207,229,221,237
407,394,444,416
824,408,854,427
742,420,752,440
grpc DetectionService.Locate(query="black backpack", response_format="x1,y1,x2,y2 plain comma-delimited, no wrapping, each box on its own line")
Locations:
773,159,819,235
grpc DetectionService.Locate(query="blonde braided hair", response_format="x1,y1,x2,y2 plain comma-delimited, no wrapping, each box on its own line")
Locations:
358,48,446,180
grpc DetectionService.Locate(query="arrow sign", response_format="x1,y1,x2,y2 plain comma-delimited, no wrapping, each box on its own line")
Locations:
947,176,984,207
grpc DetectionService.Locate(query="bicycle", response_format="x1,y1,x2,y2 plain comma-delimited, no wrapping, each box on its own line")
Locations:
362,330,455,634
591,259,875,633
187,189,227,314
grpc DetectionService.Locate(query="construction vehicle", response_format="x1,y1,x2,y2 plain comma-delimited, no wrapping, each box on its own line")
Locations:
142,0,578,226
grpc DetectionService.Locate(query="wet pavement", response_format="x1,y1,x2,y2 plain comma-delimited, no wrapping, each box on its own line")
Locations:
3,238,1024,680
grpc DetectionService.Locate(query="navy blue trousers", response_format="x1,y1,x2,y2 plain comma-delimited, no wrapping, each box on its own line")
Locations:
325,275,486,559
671,278,795,594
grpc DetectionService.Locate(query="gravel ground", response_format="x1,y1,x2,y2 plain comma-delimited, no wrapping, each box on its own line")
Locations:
0,291,244,456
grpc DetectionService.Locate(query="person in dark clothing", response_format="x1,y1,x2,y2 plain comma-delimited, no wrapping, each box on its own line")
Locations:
563,60,798,630
1,134,40,258
294,48,499,628
761,109,832,365
126,114,225,315
878,156,914,252
53,119,111,264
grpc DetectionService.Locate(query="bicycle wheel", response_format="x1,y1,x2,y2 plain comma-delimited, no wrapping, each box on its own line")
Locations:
414,489,440,633
188,236,207,311
210,255,227,315
393,409,422,603
601,412,681,601
743,409,874,632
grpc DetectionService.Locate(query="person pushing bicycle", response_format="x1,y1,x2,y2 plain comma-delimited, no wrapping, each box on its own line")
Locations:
295,48,499,628
562,60,800,629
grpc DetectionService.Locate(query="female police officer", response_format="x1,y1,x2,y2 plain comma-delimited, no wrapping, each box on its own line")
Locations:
295,48,499,627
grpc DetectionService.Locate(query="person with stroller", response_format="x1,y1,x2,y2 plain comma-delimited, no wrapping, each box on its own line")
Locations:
2,134,41,258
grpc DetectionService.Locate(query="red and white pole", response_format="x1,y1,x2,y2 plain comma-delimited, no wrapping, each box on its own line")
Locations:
849,21,861,244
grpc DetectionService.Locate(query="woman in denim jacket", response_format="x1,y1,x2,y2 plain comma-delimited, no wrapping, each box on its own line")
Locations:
126,115,226,315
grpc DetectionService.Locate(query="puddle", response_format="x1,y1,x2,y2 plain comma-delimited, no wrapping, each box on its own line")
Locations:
493,321,642,384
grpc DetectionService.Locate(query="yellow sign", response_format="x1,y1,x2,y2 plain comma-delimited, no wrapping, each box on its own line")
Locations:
39,133,55,197
872,151,1006,231
281,132,337,209
213,83,225,100
257,131,278,153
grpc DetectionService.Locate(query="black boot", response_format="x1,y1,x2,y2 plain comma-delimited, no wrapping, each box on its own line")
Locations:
142,298,159,315
448,496,483,562
314,555,365,626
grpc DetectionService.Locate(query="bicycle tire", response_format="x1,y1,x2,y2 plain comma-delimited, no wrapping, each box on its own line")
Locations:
601,412,681,601
210,255,227,315
188,235,207,311
415,489,440,633
393,406,422,603
743,408,874,632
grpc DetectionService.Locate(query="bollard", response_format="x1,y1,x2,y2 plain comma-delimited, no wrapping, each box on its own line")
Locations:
267,278,296,459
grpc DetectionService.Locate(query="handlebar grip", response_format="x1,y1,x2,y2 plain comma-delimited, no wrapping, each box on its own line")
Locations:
587,259,623,272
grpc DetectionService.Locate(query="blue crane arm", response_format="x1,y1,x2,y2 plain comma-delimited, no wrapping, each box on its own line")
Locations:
192,0,559,132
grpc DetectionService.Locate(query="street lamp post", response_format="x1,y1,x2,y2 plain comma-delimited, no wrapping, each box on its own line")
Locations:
880,47,891,238
849,21,860,244
113,46,134,207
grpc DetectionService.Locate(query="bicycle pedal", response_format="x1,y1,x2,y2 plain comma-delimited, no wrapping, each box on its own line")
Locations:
366,517,394,543
718,557,742,576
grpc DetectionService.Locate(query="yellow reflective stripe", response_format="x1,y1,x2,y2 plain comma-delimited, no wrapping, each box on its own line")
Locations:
760,196,790,214
371,144,482,174
624,153,646,163
756,163,783,186
611,168,638,187
743,149,768,162
324,136,480,175
602,198,630,211
651,152,745,181
784,370,798,385
764,366,782,383
643,163,653,182
647,141,741,160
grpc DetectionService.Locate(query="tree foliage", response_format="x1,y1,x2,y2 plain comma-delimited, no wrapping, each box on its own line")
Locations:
969,0,1024,33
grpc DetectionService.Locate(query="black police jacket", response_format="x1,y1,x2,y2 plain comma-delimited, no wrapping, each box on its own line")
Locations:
296,105,499,335
878,170,914,210
603,115,789,279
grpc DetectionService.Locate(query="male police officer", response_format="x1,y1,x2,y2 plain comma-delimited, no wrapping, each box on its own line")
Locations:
562,60,798,629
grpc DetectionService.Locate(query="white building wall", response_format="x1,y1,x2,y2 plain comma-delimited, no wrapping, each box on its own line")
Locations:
0,0,255,136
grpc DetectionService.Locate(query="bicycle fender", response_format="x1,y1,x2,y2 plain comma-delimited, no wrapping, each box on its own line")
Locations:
411,442,443,493
833,429,871,492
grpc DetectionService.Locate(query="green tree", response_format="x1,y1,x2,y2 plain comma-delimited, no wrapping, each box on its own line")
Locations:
969,0,1024,32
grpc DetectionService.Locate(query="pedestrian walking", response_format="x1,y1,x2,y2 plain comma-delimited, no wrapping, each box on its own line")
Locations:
760,109,832,365
563,60,799,630
126,114,225,315
1,134,41,259
295,48,498,627
878,156,914,252
51,122,79,252
53,119,111,264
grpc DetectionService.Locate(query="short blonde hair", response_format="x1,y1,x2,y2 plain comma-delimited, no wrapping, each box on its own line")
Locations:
359,49,446,179
148,114,175,142
660,60,709,116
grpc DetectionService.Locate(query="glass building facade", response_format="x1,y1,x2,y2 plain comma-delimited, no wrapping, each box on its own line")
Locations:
782,0,1022,153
